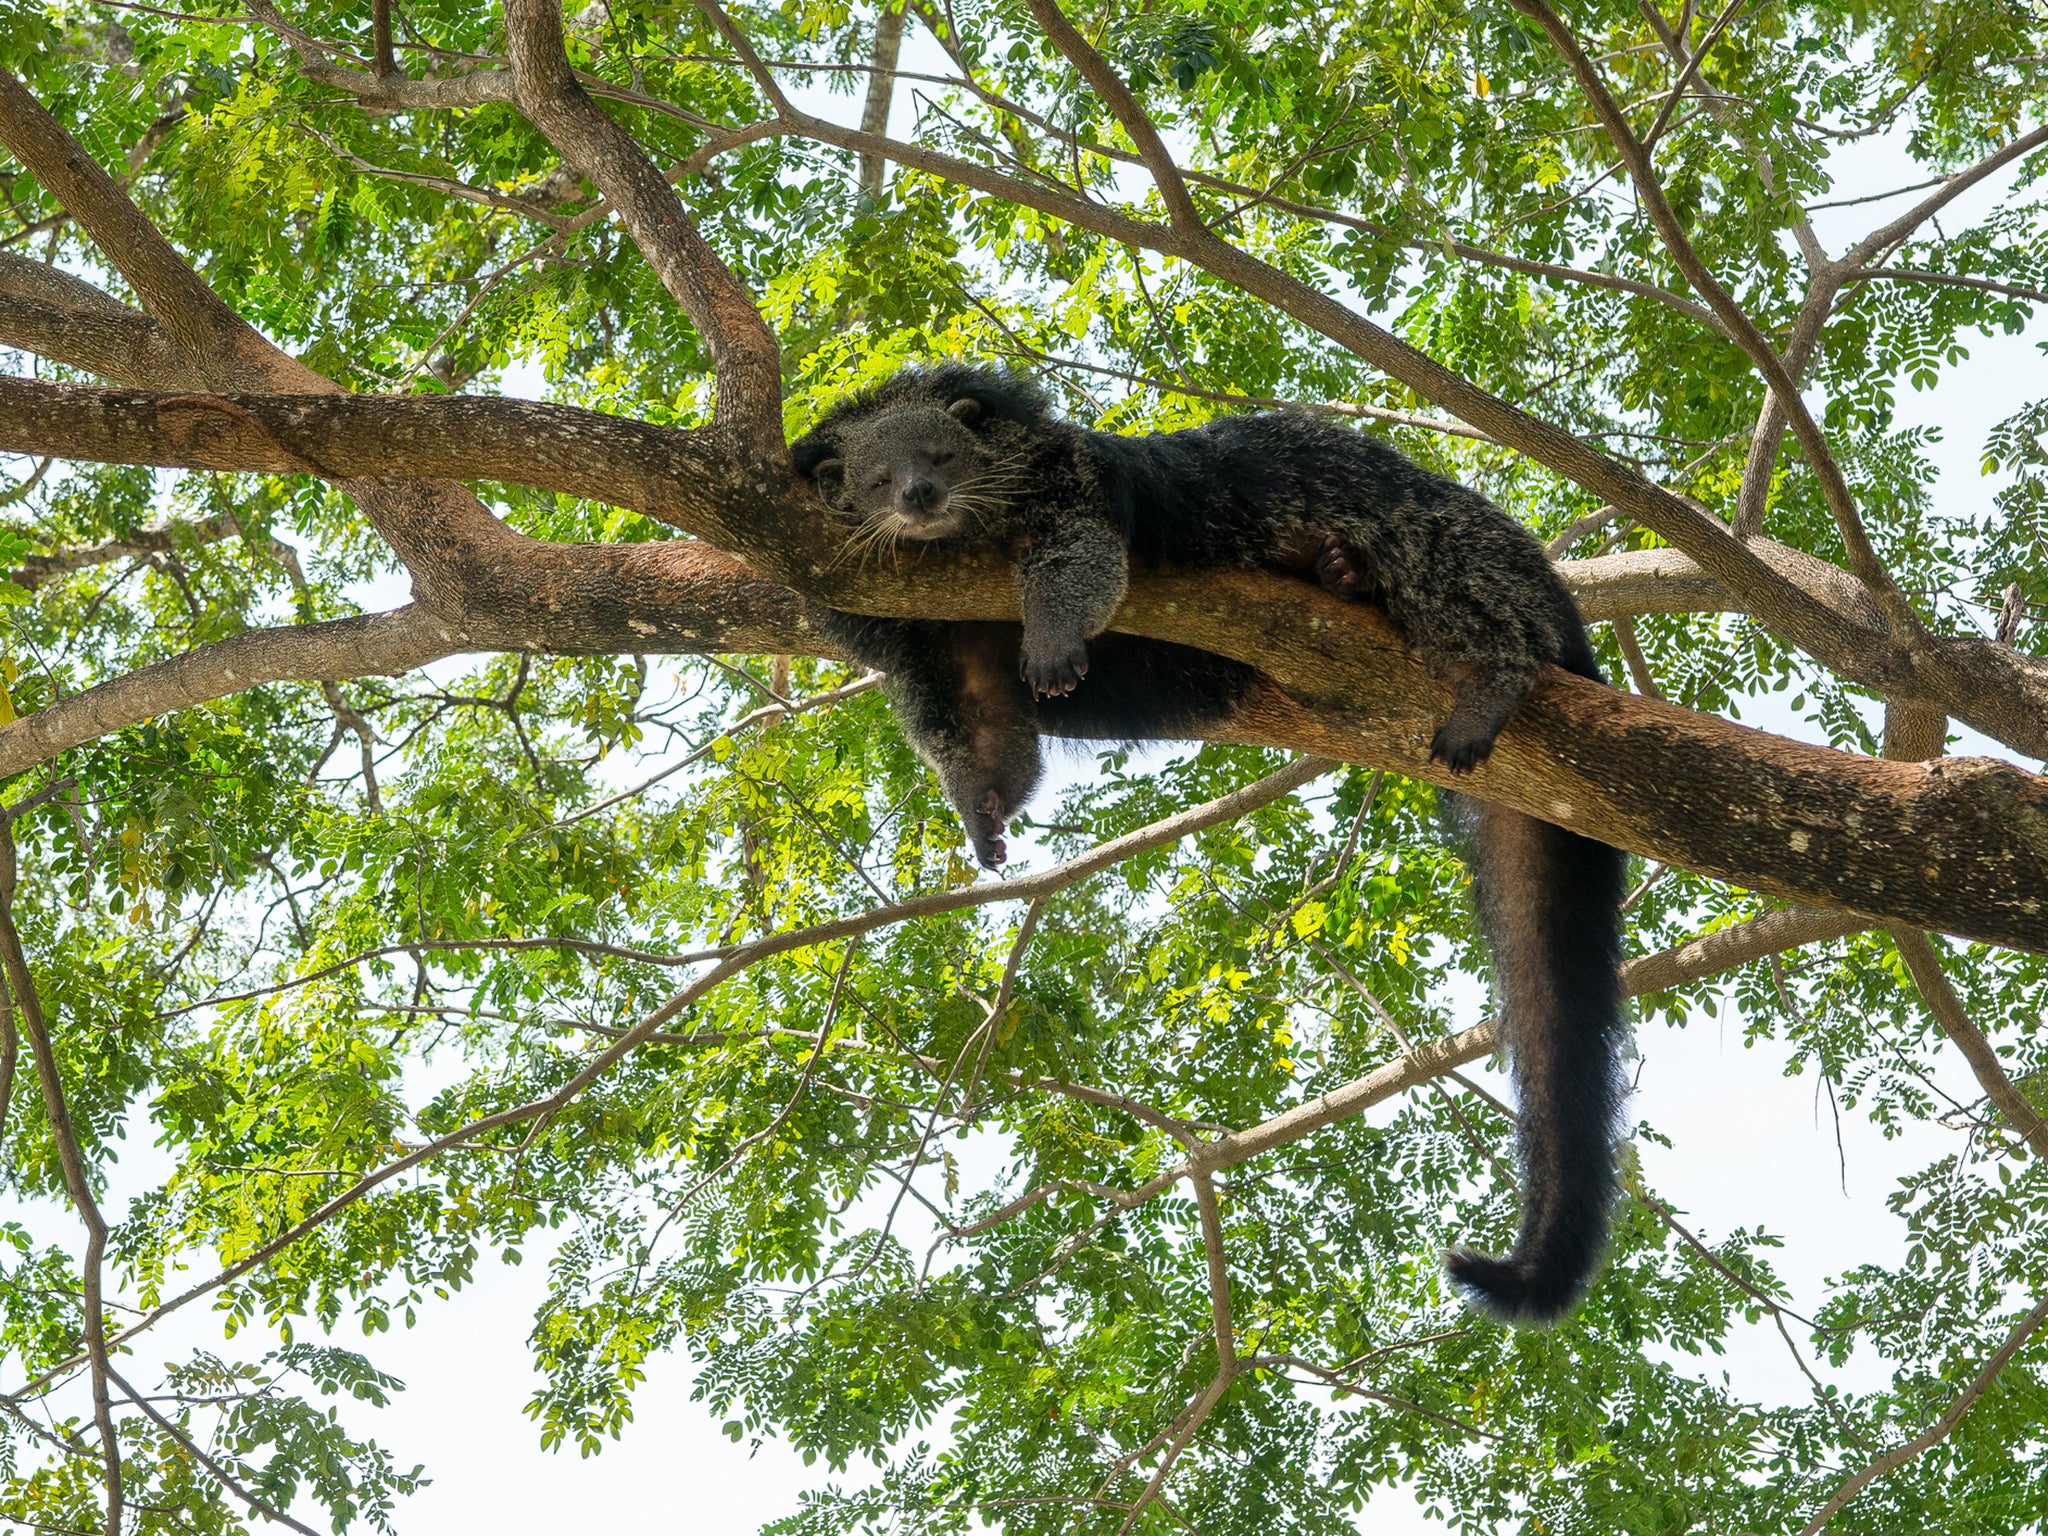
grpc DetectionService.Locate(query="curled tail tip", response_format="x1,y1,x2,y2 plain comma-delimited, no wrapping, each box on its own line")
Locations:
1442,1248,1587,1328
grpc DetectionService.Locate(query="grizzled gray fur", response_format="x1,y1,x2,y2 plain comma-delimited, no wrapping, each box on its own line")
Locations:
792,361,1629,1327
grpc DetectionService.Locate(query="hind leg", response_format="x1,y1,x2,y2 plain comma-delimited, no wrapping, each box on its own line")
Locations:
1314,535,1540,773
826,614,1042,868
933,625,1043,869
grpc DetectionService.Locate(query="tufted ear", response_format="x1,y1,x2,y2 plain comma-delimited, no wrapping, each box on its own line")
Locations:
807,457,846,502
790,431,840,479
946,396,984,425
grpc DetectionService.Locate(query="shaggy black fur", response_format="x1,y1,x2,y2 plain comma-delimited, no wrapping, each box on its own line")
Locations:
793,363,1628,1323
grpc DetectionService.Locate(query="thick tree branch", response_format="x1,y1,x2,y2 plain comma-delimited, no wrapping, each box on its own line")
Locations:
0,254,186,387
502,0,784,459
1,374,2043,946
0,608,456,777
0,68,319,393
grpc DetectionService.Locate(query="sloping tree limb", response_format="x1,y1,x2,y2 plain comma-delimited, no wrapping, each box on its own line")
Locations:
1508,0,1914,635
1018,0,1202,232
502,0,785,459
1876,700,2048,1154
1890,931,2048,1161
1795,1294,2048,1535
1730,120,2048,539
0,71,314,394
0,252,187,387
992,897,1894,1222
102,1362,321,1536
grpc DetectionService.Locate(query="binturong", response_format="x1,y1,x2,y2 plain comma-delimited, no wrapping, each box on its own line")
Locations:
792,362,1628,1325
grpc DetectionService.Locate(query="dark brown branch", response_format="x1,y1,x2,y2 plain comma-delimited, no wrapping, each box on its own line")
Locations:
370,0,397,78
502,0,784,459
1019,0,1201,231
1505,0,1913,636
0,68,319,393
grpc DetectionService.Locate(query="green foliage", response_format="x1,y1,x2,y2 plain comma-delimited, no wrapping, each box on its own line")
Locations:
0,0,2043,1532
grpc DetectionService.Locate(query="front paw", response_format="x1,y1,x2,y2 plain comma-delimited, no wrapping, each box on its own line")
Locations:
1429,718,1498,775
1021,637,1090,697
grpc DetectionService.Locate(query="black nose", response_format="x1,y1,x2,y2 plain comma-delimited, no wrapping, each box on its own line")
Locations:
902,478,938,513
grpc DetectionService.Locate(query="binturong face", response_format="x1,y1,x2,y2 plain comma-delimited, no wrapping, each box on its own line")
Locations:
808,397,997,547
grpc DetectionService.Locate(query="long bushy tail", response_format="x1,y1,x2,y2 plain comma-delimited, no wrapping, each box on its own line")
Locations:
1443,798,1628,1325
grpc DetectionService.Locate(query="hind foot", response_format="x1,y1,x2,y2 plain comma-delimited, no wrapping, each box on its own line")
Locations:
1429,680,1531,775
1315,535,1380,602
1429,717,1499,775
964,787,1010,870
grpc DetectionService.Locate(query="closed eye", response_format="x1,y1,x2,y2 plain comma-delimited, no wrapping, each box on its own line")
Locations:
931,451,954,466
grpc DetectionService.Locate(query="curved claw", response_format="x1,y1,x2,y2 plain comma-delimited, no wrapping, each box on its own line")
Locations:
1429,721,1497,775
1022,640,1090,698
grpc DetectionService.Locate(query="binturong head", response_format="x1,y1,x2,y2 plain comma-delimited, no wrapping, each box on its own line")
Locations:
798,397,993,544
794,361,1051,550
